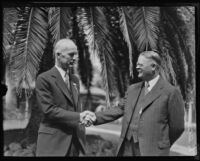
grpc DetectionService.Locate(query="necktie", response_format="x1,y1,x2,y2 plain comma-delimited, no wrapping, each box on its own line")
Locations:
64,72,70,90
144,82,150,95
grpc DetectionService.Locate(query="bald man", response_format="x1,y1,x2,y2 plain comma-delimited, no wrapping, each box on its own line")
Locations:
85,51,185,156
35,39,88,156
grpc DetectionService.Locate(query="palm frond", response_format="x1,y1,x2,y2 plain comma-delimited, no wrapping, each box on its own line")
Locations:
78,7,97,56
131,7,160,51
166,8,189,54
118,7,134,78
161,7,189,100
78,7,117,107
158,31,177,85
102,7,132,97
10,7,48,97
75,7,93,90
48,7,72,47
174,7,195,102
185,47,195,103
3,8,18,58
3,8,19,82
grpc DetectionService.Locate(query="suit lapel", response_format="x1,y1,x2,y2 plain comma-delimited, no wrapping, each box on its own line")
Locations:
51,67,73,103
140,77,165,113
126,82,143,120
70,77,79,111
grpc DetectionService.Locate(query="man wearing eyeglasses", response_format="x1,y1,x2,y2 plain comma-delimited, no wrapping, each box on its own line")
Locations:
84,51,185,156
35,38,90,156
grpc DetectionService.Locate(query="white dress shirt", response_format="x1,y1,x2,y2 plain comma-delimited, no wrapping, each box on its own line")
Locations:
145,75,160,92
55,65,67,82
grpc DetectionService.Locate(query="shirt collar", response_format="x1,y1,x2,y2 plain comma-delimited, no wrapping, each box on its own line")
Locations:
55,65,66,81
146,75,160,91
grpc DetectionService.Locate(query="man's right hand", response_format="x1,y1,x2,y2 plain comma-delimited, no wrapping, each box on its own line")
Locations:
80,111,96,127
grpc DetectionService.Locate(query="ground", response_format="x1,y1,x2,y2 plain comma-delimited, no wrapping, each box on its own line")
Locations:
3,119,197,156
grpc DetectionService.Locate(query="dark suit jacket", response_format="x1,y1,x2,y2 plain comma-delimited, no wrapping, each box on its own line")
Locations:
35,67,86,156
95,77,185,156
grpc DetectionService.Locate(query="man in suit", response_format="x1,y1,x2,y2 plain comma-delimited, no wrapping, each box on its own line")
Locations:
35,38,89,156
84,51,185,156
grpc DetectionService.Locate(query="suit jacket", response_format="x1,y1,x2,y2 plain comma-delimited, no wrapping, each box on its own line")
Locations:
94,77,185,156
35,67,86,156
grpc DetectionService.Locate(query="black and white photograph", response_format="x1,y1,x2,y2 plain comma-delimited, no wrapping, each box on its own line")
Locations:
1,1,198,157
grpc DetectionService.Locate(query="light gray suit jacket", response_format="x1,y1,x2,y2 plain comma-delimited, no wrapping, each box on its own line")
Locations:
94,77,185,156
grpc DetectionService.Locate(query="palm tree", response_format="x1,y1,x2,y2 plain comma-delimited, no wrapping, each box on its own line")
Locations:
3,5,195,146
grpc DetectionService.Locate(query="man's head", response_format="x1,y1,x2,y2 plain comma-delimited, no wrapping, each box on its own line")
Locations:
54,39,78,71
136,51,161,81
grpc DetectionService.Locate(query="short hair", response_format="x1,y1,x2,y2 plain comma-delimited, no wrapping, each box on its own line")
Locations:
54,38,78,57
139,50,161,66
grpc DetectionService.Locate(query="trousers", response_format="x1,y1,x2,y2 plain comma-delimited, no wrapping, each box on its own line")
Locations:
66,135,81,156
120,137,141,156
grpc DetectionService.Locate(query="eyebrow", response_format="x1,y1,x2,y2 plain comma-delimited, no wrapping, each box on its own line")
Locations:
68,52,78,55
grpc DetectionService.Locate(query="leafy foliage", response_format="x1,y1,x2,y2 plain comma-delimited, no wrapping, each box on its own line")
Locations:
8,7,48,97
3,6,195,106
3,6,195,155
129,7,160,51
77,7,117,106
159,7,191,102
3,8,18,58
118,7,134,78
75,8,93,90
48,7,73,47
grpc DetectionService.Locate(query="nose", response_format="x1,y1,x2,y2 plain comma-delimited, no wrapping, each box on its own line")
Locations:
136,65,141,72
73,54,78,61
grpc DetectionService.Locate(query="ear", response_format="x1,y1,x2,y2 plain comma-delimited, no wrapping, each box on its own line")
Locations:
151,63,158,74
151,63,156,69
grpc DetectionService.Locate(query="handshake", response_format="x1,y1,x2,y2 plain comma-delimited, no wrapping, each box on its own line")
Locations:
80,111,97,127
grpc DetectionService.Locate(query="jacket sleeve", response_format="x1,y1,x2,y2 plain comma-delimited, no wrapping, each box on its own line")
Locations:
168,87,185,145
36,75,80,128
94,90,128,125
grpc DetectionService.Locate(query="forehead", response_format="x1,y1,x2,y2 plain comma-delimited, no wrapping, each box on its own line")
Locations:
55,39,77,55
137,55,152,64
61,48,78,56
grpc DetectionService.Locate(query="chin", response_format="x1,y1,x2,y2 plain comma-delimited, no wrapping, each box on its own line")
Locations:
138,74,142,78
138,75,145,81
62,65,68,70
139,77,144,81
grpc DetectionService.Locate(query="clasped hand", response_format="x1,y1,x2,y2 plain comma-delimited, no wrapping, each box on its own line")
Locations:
80,111,96,127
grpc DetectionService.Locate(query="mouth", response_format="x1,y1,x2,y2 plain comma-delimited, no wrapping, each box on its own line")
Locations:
69,61,74,67
69,59,75,65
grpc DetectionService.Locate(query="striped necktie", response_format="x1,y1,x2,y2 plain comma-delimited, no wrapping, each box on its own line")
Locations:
144,82,150,95
64,72,70,90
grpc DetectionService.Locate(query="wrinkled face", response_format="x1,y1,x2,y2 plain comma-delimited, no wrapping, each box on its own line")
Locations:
136,55,156,81
57,50,78,71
